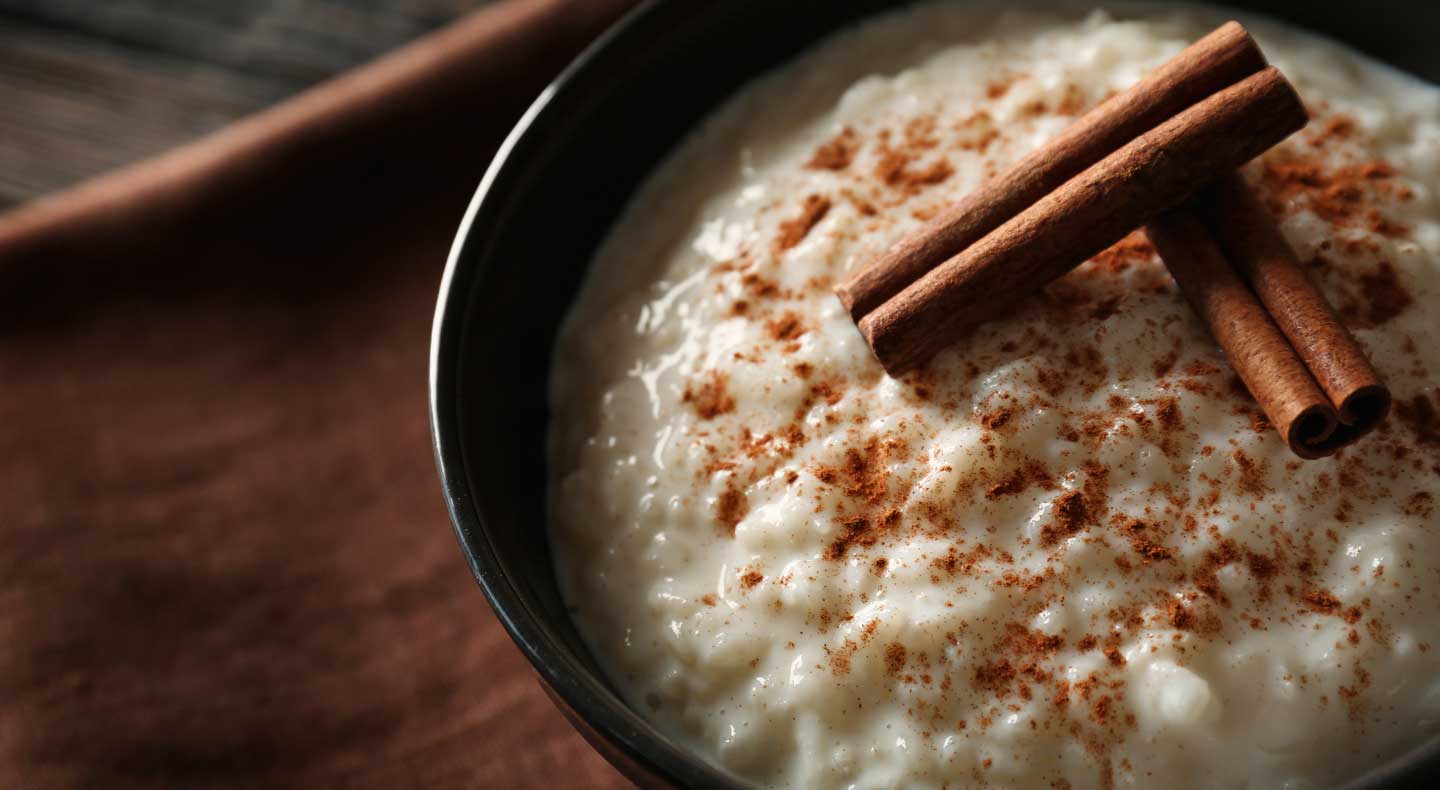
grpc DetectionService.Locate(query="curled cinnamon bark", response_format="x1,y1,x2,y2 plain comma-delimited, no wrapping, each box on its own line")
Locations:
834,21,1267,321
1145,209,1341,459
1147,175,1390,459
858,67,1308,374
1198,173,1391,434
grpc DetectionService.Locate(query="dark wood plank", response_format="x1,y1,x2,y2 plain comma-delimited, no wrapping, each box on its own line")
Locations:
0,192,629,789
0,2,636,785
0,1,478,208
0,18,284,206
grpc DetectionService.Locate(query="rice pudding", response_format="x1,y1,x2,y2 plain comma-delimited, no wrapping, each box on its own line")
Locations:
547,4,1440,787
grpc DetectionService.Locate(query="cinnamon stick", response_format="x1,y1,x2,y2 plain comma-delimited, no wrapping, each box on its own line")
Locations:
1197,173,1391,433
1144,210,1340,459
834,21,1266,321
858,66,1308,373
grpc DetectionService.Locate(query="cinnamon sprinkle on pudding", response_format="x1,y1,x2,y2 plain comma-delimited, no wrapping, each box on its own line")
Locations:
548,5,1440,788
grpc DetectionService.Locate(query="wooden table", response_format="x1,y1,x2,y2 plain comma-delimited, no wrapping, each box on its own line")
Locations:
0,0,476,209
0,2,629,786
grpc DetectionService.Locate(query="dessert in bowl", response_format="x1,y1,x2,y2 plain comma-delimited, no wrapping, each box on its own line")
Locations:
433,2,1440,787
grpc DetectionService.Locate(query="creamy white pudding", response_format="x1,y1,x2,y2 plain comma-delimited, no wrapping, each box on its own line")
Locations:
547,4,1440,788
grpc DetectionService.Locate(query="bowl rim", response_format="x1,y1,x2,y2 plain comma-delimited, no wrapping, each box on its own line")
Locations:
427,1,741,786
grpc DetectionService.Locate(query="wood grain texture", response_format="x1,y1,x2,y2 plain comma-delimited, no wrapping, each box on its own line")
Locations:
0,195,628,789
0,0,478,208
0,1,630,787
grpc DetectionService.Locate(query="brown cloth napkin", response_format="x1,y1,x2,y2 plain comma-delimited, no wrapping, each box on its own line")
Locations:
0,1,636,787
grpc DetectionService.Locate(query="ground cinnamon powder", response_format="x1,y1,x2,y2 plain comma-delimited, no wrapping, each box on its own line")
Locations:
714,486,747,535
807,126,860,170
677,93,1433,784
1357,261,1413,325
684,371,735,419
775,194,832,251
1394,393,1440,445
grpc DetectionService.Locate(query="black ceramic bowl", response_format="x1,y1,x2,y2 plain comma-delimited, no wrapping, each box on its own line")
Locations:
430,1,1440,786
